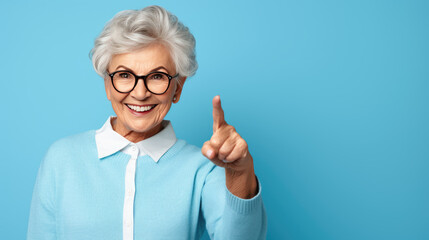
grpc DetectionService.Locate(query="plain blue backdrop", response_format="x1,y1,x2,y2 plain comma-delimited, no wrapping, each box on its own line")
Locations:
1,0,428,239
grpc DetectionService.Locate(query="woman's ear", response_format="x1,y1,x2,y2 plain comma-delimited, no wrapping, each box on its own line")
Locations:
173,76,187,103
104,77,112,101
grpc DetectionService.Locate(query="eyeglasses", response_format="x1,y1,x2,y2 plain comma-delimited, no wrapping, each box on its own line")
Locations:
108,70,179,95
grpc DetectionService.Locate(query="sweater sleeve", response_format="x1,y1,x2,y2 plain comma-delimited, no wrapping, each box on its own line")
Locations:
201,165,267,240
27,145,57,240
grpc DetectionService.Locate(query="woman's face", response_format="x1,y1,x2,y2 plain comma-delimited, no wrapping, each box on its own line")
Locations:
105,43,186,141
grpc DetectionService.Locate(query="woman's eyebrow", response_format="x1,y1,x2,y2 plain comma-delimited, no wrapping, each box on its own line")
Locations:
150,66,169,73
114,65,169,74
115,65,133,71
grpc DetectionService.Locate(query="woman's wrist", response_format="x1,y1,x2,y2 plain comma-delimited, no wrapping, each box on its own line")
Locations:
225,163,258,199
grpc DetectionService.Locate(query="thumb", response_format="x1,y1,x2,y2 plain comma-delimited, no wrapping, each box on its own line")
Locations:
212,95,226,132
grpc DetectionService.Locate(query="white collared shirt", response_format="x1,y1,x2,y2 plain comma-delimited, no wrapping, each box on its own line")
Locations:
95,116,177,240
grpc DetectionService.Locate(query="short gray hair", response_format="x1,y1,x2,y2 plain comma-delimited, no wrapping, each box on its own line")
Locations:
90,5,198,78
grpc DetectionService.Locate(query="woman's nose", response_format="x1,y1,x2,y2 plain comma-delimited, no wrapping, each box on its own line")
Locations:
130,79,151,99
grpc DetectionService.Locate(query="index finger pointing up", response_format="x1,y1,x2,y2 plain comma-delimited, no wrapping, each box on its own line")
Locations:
213,95,226,132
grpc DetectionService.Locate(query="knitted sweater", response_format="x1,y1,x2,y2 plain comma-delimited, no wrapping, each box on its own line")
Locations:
27,130,267,240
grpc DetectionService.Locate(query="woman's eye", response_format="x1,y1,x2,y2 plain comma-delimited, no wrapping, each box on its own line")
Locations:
151,74,164,80
119,73,130,78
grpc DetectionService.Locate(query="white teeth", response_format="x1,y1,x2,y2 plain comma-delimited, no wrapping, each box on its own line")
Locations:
126,104,154,112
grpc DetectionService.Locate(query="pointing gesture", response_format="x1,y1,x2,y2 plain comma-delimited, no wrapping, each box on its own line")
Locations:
212,95,226,132
202,96,258,198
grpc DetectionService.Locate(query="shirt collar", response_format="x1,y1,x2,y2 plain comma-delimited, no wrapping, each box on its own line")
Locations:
95,116,177,162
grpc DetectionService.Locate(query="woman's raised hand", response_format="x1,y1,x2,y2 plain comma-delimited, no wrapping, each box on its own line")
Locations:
202,96,258,198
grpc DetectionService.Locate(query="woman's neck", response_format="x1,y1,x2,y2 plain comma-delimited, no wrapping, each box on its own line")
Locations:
111,117,163,143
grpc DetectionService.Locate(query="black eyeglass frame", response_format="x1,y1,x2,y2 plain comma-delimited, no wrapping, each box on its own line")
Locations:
108,70,179,95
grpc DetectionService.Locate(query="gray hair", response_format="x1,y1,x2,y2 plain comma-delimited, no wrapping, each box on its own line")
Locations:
90,5,198,78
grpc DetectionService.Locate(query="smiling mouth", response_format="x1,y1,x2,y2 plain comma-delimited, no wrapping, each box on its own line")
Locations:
125,104,157,112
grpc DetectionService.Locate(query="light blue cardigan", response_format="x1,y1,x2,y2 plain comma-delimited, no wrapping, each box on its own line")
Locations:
27,130,267,239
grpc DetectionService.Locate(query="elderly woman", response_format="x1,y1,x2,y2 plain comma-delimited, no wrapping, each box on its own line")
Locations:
27,5,266,240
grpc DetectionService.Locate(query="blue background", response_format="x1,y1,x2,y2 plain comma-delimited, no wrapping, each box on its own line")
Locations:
1,0,428,239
